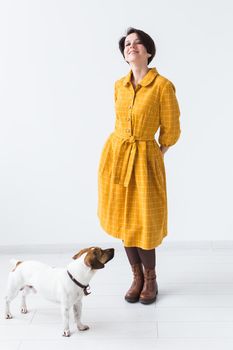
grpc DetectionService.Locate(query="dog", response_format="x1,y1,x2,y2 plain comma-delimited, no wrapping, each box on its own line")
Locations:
5,246,114,337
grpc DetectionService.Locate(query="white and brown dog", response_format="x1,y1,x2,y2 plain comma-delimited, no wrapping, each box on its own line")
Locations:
5,247,114,337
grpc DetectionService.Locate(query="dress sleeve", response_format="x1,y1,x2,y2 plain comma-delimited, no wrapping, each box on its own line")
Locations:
158,80,181,147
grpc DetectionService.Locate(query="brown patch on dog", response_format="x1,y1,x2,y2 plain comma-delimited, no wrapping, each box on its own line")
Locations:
72,247,94,260
84,249,105,270
12,261,23,272
72,247,114,270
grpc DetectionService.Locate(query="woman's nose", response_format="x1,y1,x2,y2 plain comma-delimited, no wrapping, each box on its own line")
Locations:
128,45,137,52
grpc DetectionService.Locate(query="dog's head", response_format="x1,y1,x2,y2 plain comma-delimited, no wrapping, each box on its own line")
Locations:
72,247,114,270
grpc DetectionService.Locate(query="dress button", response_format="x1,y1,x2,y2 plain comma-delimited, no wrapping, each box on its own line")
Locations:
127,117,131,121
129,105,132,109
126,129,130,133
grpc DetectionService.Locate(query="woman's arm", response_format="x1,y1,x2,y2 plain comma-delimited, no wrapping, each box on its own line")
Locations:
158,80,181,153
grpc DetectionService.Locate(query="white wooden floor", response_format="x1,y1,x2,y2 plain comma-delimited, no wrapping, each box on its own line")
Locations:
1,241,233,349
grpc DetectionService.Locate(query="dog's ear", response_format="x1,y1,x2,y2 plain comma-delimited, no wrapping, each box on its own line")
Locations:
72,248,90,260
84,254,105,270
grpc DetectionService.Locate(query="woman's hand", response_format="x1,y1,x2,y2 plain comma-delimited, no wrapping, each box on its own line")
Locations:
160,145,169,157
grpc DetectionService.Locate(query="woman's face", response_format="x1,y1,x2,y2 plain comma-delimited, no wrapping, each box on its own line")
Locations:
124,32,150,65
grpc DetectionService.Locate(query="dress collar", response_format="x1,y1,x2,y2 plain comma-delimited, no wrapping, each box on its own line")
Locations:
123,67,159,87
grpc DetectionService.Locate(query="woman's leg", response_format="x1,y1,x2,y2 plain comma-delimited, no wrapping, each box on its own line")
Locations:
123,246,144,303
124,247,141,265
137,248,158,304
137,248,156,269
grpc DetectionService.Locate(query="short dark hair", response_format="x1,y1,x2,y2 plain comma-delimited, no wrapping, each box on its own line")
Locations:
118,27,156,65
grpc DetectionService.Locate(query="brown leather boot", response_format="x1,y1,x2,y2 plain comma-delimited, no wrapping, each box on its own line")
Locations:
139,268,158,304
125,263,144,303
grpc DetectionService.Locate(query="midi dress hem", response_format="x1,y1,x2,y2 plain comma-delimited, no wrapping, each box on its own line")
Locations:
97,211,168,250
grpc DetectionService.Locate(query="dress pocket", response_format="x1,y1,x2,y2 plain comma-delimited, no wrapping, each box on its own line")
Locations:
152,140,165,188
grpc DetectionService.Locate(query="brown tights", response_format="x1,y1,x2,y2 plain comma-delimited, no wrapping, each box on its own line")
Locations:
124,246,156,269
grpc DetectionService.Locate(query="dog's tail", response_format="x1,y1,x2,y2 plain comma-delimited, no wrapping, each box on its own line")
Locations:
9,259,23,272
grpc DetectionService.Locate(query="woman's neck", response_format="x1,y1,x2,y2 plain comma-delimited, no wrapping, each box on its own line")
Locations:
130,65,150,87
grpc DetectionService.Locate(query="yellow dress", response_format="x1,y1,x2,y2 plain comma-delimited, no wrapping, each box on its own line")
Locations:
97,67,181,249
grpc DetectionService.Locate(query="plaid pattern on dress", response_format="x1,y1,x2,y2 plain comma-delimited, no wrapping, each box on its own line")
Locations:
97,67,181,249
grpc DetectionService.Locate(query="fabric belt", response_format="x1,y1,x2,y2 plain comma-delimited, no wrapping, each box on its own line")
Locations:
112,133,155,187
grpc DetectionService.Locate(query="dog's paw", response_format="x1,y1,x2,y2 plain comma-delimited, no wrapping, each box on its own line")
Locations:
63,329,71,337
78,324,89,331
21,307,28,314
5,313,13,319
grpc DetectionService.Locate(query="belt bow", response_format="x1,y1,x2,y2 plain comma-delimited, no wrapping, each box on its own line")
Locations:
112,133,154,187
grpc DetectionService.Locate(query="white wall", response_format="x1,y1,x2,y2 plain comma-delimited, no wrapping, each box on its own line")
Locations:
0,0,232,246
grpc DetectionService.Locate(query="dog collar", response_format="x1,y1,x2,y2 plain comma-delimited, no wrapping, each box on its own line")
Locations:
67,270,91,296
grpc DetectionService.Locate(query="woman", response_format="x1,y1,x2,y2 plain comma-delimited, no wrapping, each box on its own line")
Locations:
97,27,181,304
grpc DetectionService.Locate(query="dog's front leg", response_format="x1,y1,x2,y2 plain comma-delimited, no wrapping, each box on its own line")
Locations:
61,305,70,337
73,300,89,331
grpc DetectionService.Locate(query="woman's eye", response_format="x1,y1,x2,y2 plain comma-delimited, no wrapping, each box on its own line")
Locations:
125,41,141,47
